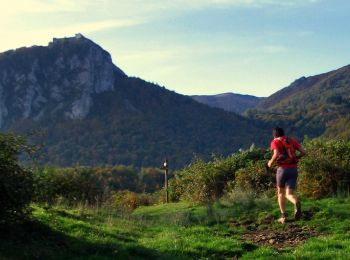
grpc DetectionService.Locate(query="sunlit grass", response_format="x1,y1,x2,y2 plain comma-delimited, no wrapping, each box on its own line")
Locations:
1,198,350,259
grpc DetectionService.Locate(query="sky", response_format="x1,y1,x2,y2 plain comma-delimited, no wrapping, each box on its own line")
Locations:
1,0,350,97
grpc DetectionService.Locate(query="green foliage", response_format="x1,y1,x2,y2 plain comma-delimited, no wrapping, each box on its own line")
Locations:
172,148,271,203
0,133,34,222
298,137,350,198
31,136,344,209
172,136,350,202
324,115,350,139
106,190,157,212
33,167,104,206
233,161,274,196
172,157,220,203
139,167,166,193
33,165,167,208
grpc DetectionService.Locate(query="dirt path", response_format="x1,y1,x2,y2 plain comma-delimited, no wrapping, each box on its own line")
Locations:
230,207,320,250
242,223,318,250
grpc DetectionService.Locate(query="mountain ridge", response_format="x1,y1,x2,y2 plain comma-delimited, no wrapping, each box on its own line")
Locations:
191,92,262,114
0,34,269,168
256,64,350,110
2,34,349,167
249,64,350,139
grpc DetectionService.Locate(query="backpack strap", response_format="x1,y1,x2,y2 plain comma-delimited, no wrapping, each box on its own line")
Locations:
276,137,297,165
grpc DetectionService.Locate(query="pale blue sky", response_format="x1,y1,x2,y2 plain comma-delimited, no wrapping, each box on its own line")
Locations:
1,0,349,96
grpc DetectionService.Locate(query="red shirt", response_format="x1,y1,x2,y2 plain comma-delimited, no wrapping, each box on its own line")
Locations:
270,136,301,168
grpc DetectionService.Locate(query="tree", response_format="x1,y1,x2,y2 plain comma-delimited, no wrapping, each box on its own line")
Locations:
0,133,34,223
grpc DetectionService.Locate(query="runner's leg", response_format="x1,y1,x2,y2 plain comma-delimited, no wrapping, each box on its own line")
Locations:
286,187,302,220
286,188,298,205
277,187,286,214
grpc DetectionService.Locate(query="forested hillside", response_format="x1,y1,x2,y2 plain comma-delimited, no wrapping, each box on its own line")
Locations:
247,64,350,139
0,35,270,168
191,93,262,114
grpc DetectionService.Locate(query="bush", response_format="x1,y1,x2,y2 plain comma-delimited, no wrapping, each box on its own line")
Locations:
139,167,166,193
298,138,350,198
172,137,350,202
171,148,271,203
221,188,256,210
106,191,156,212
220,189,274,217
0,134,34,222
33,165,165,207
233,161,275,196
172,157,231,203
33,167,103,206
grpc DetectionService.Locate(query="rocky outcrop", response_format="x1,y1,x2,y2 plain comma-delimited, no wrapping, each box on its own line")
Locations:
0,33,126,128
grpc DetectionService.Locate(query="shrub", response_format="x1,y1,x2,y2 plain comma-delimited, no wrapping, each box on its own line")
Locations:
233,161,275,196
33,165,140,206
172,157,225,203
0,134,34,222
33,167,103,206
220,189,273,217
139,167,166,193
221,188,256,210
171,148,271,203
298,138,350,198
107,191,156,211
33,167,61,205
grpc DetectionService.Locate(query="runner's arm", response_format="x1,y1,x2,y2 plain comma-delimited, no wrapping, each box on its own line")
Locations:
296,146,306,159
268,149,278,168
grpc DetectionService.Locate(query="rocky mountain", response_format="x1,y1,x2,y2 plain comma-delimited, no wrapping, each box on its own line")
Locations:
0,34,126,127
191,93,262,114
0,34,270,168
250,64,350,139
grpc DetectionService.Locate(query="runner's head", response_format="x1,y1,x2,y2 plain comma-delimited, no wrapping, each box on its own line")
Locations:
273,127,284,138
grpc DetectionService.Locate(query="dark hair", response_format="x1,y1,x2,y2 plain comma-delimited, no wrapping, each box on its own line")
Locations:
273,127,285,138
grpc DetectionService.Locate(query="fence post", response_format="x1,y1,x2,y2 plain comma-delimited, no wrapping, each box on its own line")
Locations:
163,159,169,203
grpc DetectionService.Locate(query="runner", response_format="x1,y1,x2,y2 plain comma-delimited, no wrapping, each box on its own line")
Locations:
267,127,306,224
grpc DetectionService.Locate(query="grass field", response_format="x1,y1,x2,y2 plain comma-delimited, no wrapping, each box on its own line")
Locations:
1,197,350,259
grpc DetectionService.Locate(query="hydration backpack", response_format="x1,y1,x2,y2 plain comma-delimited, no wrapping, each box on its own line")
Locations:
276,137,297,165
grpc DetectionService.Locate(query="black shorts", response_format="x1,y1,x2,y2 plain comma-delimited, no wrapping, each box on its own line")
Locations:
276,167,298,189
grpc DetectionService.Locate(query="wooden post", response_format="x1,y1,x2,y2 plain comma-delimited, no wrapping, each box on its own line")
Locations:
165,167,169,203
163,159,169,203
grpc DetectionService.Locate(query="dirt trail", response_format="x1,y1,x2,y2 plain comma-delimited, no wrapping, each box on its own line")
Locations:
242,223,318,250
230,207,320,250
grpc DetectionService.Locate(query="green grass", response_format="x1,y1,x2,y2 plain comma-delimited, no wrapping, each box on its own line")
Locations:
1,198,350,259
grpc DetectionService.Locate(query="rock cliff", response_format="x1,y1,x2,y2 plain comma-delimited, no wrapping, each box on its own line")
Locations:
0,33,126,127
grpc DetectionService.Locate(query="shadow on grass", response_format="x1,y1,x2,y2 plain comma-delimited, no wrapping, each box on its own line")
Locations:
0,219,242,260
0,219,255,260
0,220,159,260
156,247,247,260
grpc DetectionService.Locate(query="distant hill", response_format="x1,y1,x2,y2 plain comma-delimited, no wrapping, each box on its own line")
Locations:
0,34,270,168
249,65,350,139
191,93,262,114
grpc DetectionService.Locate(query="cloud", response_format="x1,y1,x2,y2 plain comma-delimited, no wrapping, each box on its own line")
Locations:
3,0,319,16
31,19,143,36
0,19,144,52
136,0,321,10
118,44,237,61
260,45,288,54
0,0,318,59
1,0,321,29
2,0,80,15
